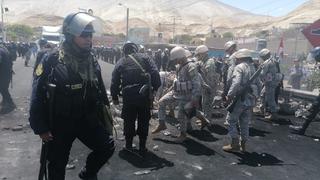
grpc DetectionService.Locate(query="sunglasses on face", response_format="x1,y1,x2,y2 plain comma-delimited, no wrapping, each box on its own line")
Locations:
80,32,93,38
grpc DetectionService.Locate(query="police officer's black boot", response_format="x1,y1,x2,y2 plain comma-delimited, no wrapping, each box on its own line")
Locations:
78,167,98,180
139,136,148,157
124,136,134,150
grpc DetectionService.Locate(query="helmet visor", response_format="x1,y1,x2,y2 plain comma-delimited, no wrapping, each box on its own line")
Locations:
67,13,103,36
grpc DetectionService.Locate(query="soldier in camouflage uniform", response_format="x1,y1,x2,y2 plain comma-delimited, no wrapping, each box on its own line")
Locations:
259,49,282,120
152,46,201,142
222,41,238,126
223,49,258,152
195,45,219,120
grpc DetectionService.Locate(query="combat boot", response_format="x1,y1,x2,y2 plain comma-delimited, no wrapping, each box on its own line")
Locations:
139,136,148,157
175,132,187,143
264,112,272,120
78,168,98,180
124,136,134,150
200,118,210,130
187,122,193,132
223,138,240,152
152,121,167,134
240,140,246,152
270,113,278,121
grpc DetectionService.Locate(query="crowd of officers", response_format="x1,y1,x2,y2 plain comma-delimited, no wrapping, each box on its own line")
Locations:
0,12,319,180
113,41,285,152
0,40,53,114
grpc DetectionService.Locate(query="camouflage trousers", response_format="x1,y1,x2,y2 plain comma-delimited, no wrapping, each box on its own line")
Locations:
202,91,213,119
261,85,277,113
158,91,191,133
228,103,252,141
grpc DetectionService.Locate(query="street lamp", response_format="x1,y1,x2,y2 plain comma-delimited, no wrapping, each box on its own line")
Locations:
118,3,129,41
1,0,8,42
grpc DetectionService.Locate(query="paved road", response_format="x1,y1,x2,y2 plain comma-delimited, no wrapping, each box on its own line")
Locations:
0,56,319,180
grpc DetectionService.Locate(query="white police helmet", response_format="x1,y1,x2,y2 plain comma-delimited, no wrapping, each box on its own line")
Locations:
62,12,103,36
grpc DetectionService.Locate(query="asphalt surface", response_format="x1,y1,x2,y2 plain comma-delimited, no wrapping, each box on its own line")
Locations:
0,56,320,180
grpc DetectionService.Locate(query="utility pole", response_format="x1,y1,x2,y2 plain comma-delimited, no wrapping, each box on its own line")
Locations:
172,17,175,43
118,3,129,41
1,0,5,42
126,7,129,41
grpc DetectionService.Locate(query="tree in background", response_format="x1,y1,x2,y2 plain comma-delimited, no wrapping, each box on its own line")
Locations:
6,24,34,41
255,30,269,39
223,32,234,39
171,34,193,44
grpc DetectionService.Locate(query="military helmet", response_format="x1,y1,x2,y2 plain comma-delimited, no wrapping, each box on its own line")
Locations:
259,48,271,58
123,41,138,55
62,12,97,36
233,49,252,59
185,49,192,58
195,45,209,55
170,46,186,61
224,41,237,51
310,46,320,62
38,38,48,47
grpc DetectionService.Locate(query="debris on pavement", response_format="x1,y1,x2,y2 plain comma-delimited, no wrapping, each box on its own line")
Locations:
153,145,159,151
163,131,171,136
11,126,23,131
185,173,193,179
66,164,76,170
243,170,253,177
134,169,151,175
163,151,176,155
191,164,203,170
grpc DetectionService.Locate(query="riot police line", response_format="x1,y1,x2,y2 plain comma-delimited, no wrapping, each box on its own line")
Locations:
1,12,320,180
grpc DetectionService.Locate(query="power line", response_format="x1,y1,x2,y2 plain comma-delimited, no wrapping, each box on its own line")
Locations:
246,0,280,12
258,0,302,16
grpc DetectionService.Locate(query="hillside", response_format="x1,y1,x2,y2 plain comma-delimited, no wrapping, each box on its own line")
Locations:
4,0,271,35
269,0,320,29
3,0,319,37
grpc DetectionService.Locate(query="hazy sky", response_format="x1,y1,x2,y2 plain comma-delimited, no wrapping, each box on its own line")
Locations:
219,0,309,17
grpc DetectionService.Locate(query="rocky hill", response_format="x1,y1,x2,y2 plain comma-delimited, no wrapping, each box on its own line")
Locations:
3,0,319,37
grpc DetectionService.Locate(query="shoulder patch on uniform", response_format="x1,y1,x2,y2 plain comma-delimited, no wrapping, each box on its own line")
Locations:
35,63,44,76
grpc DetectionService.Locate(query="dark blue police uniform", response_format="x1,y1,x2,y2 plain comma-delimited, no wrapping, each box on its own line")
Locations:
29,50,114,180
0,44,15,114
111,51,161,152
